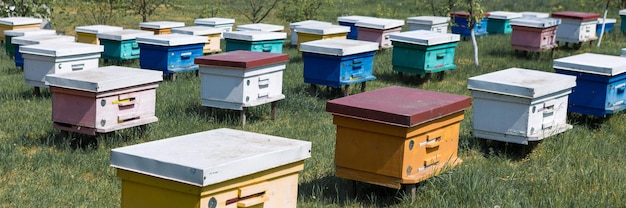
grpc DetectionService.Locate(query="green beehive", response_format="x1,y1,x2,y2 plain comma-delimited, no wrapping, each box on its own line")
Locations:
389,30,460,75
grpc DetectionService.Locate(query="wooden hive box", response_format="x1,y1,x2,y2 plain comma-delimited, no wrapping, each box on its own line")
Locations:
20,42,103,88
596,18,616,35
110,128,311,208
486,11,522,34
295,24,350,51
172,26,224,54
554,53,626,117
0,17,42,42
354,17,404,49
136,34,207,76
300,39,378,94
223,31,286,54
389,30,460,76
551,11,600,44
97,29,154,61
337,15,374,40
46,66,162,135
326,86,470,190
194,17,235,38
75,24,123,45
520,12,550,18
407,16,450,33
11,34,75,68
139,21,185,35
450,11,489,38
236,23,285,32
510,17,561,52
288,20,331,45
4,28,56,57
468,68,576,144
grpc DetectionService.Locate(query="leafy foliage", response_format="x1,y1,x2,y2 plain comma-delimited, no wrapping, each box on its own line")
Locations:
277,0,331,22
0,0,53,20
223,0,279,23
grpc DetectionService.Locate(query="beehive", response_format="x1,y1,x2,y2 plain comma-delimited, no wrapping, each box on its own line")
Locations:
295,24,349,51
0,17,42,42
4,28,56,57
337,15,373,40
468,68,576,144
137,34,206,76
406,16,450,33
554,53,626,117
11,34,74,67
300,39,378,94
326,86,470,190
195,51,288,126
236,23,284,32
139,21,185,35
223,31,286,54
20,42,103,88
288,20,332,45
75,25,123,45
450,11,489,38
172,26,224,54
551,11,600,44
194,17,235,38
110,128,311,208
510,17,561,52
596,18,616,35
389,30,460,76
487,11,522,34
520,12,550,18
355,17,404,49
621,10,626,33
46,66,162,135
97,29,153,61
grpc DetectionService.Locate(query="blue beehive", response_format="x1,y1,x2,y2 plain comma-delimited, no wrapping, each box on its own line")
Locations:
137,34,206,76
389,30,460,76
337,15,373,40
97,29,153,61
11,34,74,67
553,53,626,117
596,18,616,35
450,11,489,38
300,39,378,88
223,31,286,54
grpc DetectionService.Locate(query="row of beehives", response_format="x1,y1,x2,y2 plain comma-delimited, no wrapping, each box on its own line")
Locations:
4,12,626,207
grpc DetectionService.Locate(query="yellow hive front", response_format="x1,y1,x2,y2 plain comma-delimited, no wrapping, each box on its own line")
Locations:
296,32,347,51
333,111,464,189
75,32,99,44
203,33,222,53
117,161,304,208
141,27,171,35
0,23,41,42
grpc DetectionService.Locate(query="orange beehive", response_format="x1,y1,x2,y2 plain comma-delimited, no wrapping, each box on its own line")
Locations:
326,86,471,192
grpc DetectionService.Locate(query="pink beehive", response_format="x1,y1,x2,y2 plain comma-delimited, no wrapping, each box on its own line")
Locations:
45,66,163,135
355,18,404,49
510,17,561,52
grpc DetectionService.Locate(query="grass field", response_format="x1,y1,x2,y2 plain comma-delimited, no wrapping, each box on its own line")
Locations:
2,1,626,207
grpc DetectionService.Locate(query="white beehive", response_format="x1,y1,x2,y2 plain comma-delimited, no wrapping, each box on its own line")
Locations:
468,68,576,144
407,16,450,33
20,42,103,88
194,17,235,38
236,23,285,32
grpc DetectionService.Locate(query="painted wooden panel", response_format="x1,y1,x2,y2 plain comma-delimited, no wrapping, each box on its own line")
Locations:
450,11,489,37
139,21,185,35
511,25,558,52
468,68,575,144
289,20,332,45
596,18,616,35
553,12,600,44
356,26,402,49
138,42,204,75
12,34,75,67
0,17,42,41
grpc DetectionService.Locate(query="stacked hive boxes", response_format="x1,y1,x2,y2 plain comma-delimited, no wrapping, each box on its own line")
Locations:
0,17,42,42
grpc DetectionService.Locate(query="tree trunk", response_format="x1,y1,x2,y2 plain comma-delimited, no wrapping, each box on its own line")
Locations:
471,28,479,67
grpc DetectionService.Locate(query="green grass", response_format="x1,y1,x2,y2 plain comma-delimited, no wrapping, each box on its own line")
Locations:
4,1,626,207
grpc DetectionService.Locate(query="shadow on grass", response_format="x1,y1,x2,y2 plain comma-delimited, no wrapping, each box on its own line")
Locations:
183,104,268,126
375,71,445,88
567,112,609,130
298,174,405,207
33,125,152,151
464,134,537,161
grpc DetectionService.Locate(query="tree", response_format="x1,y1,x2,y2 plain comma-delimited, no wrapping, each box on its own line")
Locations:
224,0,280,23
68,0,126,25
199,0,225,18
129,0,171,22
466,0,485,67
423,0,458,16
0,0,53,20
277,0,332,22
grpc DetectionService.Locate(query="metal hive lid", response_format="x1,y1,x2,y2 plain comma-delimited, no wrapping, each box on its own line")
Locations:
45,66,163,92
468,68,576,99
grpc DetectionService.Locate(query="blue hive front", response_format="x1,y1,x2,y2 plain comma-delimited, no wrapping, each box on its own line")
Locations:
337,15,372,40
451,11,489,38
137,34,206,75
300,39,378,88
554,53,626,117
